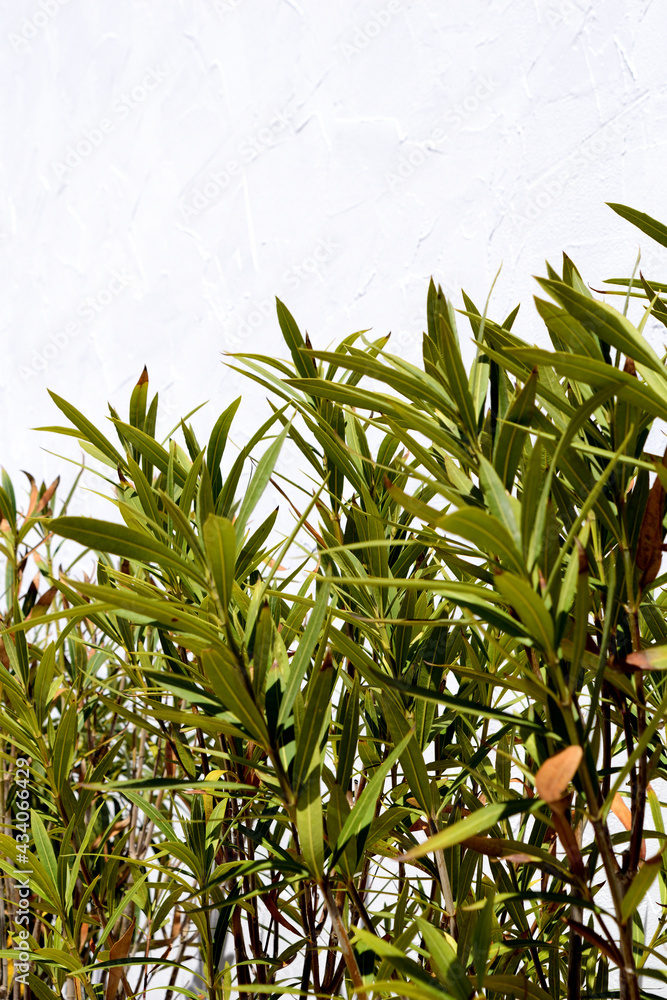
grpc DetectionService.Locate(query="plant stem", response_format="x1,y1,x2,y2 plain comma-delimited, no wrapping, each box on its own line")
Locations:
321,878,364,992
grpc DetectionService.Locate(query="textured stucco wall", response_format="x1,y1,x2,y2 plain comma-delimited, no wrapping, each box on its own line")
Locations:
1,0,666,499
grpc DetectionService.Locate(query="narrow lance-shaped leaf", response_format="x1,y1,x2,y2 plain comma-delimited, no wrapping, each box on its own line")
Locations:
201,647,271,749
382,691,432,817
47,390,124,467
607,202,667,250
207,396,241,493
293,651,337,795
129,366,149,431
203,514,237,625
234,420,290,539
398,798,536,861
494,367,537,490
494,570,555,656
277,579,331,728
49,517,207,587
435,312,479,439
635,449,667,591
332,729,414,866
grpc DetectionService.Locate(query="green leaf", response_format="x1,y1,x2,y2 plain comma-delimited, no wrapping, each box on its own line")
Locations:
276,298,314,380
355,981,460,1000
620,859,663,924
234,421,290,539
482,975,554,1000
536,277,665,375
494,367,537,490
494,571,555,655
207,396,241,491
47,390,124,467
607,202,667,249
251,599,274,699
51,699,78,794
293,652,336,795
415,919,470,1000
201,646,270,748
332,729,414,866
34,642,57,726
27,976,62,1000
471,892,495,989
438,508,525,576
203,515,236,624
399,798,535,860
49,517,207,587
435,312,479,439
336,675,360,791
382,692,432,817
295,744,324,882
112,419,187,485
478,455,522,551
277,580,331,728
31,810,59,895
129,366,149,430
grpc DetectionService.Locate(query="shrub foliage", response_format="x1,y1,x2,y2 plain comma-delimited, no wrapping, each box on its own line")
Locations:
2,203,667,999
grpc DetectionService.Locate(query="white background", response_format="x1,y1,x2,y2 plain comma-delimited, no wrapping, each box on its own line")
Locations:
2,0,667,511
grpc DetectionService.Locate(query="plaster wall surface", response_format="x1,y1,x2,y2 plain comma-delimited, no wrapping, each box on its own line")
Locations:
2,0,665,501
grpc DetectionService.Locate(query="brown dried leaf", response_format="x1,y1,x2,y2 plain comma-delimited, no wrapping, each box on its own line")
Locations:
137,365,149,386
22,471,38,518
35,476,60,515
535,746,583,804
105,919,135,1000
460,835,510,858
626,645,667,671
611,792,645,860
636,449,667,589
611,792,632,831
26,586,57,620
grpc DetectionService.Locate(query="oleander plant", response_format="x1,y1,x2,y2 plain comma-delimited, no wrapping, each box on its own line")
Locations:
2,202,667,1000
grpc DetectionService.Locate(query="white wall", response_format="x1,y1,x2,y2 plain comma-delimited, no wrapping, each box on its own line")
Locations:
2,0,666,503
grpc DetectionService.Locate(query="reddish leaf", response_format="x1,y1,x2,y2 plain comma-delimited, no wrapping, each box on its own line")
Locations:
566,920,623,967
35,476,60,515
535,746,583,804
105,919,135,1000
636,450,667,590
535,747,585,878
611,793,645,860
22,471,38,517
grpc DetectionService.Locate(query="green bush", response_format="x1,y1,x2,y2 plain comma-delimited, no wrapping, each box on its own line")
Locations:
2,202,667,1000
